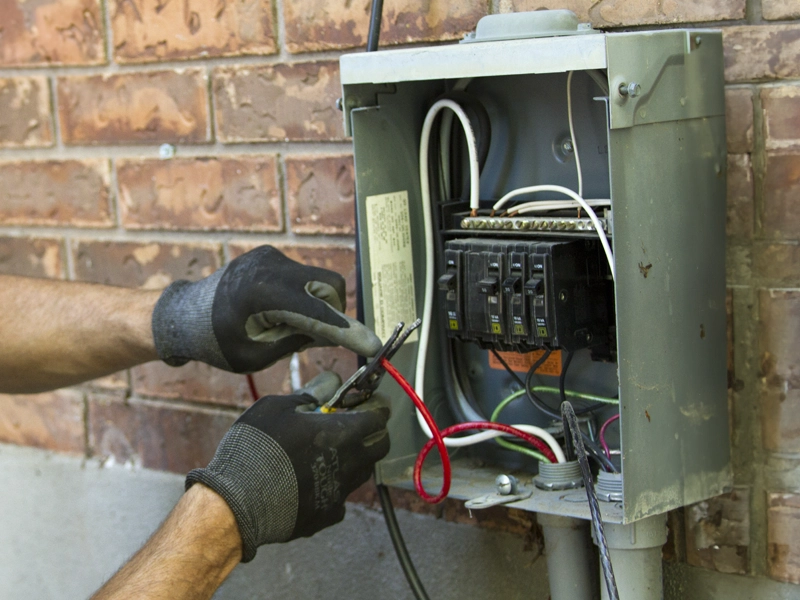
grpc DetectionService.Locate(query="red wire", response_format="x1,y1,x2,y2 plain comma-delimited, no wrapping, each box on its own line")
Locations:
599,413,620,459
381,357,560,504
381,358,452,503
246,374,260,401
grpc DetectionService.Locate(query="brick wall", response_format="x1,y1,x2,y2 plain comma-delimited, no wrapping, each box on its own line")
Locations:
0,0,798,588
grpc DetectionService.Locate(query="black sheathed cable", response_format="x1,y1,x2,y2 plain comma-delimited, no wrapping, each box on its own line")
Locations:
561,402,619,600
559,351,576,461
377,483,431,600
366,0,384,52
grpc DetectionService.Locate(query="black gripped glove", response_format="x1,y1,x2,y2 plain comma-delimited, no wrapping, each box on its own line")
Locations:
151,245,382,373
185,372,391,563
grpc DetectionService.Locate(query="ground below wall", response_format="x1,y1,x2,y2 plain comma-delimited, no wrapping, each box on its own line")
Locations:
3,442,798,599
0,443,547,600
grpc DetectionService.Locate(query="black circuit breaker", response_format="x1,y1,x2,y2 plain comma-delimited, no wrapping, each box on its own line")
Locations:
438,238,611,352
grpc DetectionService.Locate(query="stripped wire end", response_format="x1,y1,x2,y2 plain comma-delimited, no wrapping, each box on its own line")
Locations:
470,208,478,217
489,209,496,217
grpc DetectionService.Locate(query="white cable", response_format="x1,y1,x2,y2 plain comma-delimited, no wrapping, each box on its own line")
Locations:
444,424,567,463
567,71,583,197
416,100,478,442
415,100,566,463
495,185,615,279
507,199,610,214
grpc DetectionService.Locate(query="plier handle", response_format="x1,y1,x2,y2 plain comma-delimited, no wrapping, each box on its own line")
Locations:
322,319,422,412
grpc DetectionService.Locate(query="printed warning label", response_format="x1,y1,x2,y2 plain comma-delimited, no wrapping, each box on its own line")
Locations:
366,190,418,344
489,349,563,377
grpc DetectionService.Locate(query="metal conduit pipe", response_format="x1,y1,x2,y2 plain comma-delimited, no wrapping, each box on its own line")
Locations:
597,514,667,600
539,514,598,600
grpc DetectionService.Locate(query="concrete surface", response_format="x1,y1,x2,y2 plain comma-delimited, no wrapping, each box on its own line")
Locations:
0,443,548,599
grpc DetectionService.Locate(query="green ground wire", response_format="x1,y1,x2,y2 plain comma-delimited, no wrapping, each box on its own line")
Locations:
529,386,619,405
488,386,619,463
489,390,550,463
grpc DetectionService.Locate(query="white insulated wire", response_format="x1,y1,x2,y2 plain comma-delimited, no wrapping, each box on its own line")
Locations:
415,99,565,463
501,199,611,214
567,71,583,197
494,184,615,279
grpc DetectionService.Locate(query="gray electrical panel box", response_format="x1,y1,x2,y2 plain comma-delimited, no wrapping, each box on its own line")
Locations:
340,12,729,524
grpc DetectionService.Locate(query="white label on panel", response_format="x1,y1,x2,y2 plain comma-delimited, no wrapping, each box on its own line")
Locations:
365,190,418,344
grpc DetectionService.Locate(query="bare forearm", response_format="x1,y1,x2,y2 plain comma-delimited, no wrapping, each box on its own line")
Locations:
92,484,242,600
0,275,161,393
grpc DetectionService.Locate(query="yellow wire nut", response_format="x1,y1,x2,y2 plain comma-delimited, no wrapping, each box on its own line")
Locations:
319,406,337,414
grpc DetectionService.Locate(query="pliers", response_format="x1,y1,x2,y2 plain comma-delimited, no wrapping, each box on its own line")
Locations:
321,319,422,412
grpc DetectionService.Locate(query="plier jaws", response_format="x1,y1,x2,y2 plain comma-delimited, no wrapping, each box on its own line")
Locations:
322,319,422,411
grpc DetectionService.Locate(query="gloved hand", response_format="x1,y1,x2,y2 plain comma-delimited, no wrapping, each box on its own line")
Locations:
185,372,391,562
151,245,381,373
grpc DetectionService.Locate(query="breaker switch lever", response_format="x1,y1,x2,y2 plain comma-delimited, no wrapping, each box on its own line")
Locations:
478,277,499,295
438,273,457,291
524,278,544,296
502,276,521,294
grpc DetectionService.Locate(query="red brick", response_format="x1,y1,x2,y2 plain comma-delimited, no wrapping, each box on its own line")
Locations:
87,392,235,472
759,290,800,453
0,0,105,66
725,88,754,154
131,359,292,408
685,487,750,575
0,77,53,148
283,0,487,53
510,0,744,27
73,240,220,288
58,70,210,145
213,62,343,142
286,155,355,235
753,243,800,287
762,152,800,240
0,160,112,227
763,0,800,20
724,26,800,83
112,0,276,63
0,389,85,453
768,493,800,583
762,86,800,151
0,237,64,279
727,154,754,241
118,156,282,232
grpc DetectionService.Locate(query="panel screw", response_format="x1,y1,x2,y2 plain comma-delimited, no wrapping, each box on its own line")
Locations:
335,97,344,111
495,474,518,495
559,291,568,302
561,138,574,154
694,36,702,46
618,82,642,98
158,143,176,159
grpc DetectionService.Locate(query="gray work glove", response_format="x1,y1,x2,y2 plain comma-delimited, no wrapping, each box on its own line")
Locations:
151,245,381,373
186,372,391,562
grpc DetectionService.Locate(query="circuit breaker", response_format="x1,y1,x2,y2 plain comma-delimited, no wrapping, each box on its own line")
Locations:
340,11,730,525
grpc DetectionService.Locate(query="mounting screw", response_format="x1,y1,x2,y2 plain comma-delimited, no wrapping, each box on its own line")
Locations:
158,143,176,160
561,138,574,154
694,35,702,46
335,97,344,111
495,474,519,496
559,290,568,302
618,82,642,98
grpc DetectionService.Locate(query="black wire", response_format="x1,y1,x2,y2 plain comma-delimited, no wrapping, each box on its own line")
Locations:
561,402,619,600
377,483,431,600
366,0,384,52
582,434,617,473
560,351,576,461
491,349,526,389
